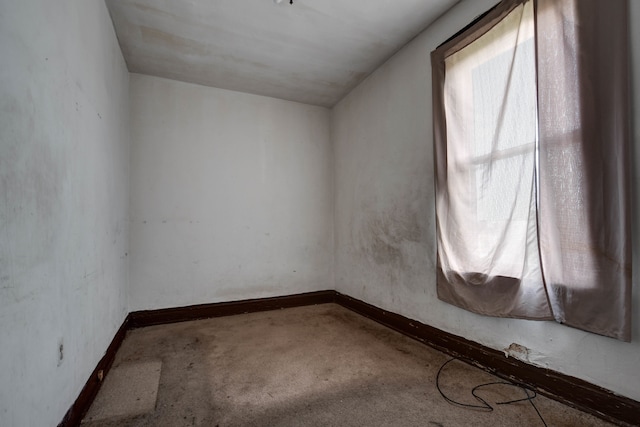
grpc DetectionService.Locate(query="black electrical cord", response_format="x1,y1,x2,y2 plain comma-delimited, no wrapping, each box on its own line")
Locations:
435,358,548,427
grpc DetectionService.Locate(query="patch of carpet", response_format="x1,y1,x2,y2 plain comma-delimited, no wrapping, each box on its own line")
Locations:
82,360,162,423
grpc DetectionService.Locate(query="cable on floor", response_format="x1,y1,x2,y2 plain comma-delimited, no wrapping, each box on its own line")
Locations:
435,358,547,427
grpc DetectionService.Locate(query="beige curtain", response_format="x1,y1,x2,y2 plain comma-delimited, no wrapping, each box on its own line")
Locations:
536,0,631,341
431,0,631,340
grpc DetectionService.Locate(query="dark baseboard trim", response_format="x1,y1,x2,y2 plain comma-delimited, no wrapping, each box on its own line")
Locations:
59,290,640,427
57,313,131,427
128,290,336,329
58,290,334,426
335,292,640,427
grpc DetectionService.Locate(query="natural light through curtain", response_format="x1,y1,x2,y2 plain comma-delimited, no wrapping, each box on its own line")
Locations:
431,0,631,341
536,0,632,340
436,1,552,319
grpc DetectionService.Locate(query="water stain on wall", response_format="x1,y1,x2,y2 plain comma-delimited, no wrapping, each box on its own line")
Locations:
358,205,422,269
0,87,68,306
370,236,403,265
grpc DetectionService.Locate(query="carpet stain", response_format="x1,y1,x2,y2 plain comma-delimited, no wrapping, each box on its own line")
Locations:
82,304,616,427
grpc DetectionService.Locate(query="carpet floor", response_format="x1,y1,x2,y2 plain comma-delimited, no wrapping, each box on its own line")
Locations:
82,303,615,426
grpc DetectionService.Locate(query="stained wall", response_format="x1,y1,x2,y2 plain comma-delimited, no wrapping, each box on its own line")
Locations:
333,0,640,401
0,1,130,425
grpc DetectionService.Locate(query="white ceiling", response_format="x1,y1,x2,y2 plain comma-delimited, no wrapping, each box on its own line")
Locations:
105,0,460,107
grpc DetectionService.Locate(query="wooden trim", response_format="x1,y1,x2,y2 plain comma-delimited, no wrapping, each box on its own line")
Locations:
335,292,640,427
57,291,335,426
128,290,336,328
59,290,640,427
57,314,131,427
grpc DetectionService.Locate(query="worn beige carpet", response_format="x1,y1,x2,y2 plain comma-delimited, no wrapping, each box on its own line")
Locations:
82,361,162,423
82,304,615,426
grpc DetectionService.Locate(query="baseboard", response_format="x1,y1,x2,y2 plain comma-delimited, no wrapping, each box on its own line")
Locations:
128,290,336,328
59,290,640,427
57,313,131,427
334,292,640,427
57,290,334,426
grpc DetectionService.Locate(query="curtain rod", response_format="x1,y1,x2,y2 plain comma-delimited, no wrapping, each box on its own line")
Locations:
436,1,501,49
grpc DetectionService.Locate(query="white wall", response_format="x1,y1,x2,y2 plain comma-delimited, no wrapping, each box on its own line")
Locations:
2,0,636,424
333,0,640,401
0,0,130,426
129,74,333,310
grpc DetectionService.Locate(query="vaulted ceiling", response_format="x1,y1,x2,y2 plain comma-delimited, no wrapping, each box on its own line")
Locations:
105,0,460,107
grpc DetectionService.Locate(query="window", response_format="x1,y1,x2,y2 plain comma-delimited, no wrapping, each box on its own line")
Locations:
431,0,631,341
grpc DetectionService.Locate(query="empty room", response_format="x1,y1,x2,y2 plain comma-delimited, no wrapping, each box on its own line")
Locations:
1,0,639,426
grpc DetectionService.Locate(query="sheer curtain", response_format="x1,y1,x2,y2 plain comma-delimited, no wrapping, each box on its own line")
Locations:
536,0,632,341
431,0,631,340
